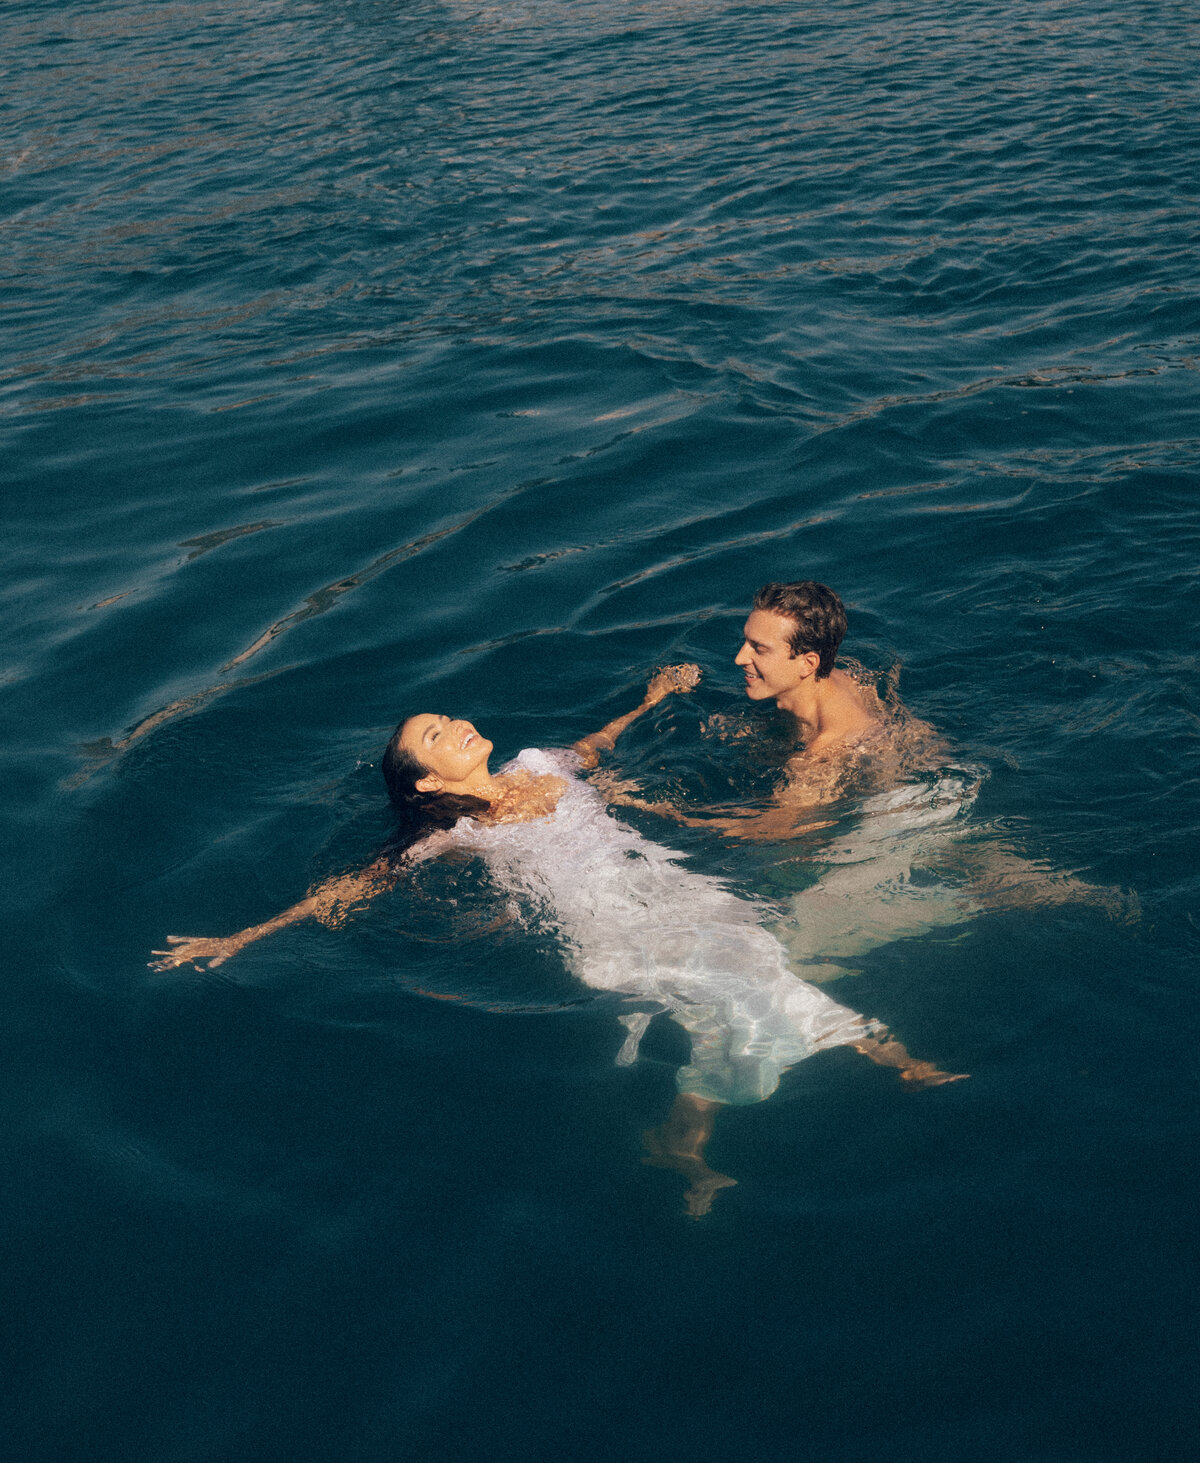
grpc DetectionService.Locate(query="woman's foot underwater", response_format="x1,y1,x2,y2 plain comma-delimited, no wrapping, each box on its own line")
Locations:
642,1093,737,1218
852,1033,968,1088
642,1126,738,1218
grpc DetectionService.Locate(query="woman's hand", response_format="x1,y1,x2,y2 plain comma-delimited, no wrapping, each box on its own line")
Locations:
149,934,244,972
644,662,701,706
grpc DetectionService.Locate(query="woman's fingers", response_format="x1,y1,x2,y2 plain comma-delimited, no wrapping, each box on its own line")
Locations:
149,937,221,971
668,662,702,689
651,663,701,694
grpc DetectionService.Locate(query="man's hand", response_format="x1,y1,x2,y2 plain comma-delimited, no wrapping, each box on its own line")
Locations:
644,662,701,706
150,934,243,972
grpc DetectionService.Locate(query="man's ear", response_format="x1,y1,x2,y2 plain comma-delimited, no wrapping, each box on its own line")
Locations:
793,650,821,678
414,774,443,794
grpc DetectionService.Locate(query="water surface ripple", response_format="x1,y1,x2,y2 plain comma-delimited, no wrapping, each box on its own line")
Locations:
3,1,1198,1459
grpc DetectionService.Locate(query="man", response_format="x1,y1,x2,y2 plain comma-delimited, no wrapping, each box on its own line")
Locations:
600,580,891,840
736,580,882,761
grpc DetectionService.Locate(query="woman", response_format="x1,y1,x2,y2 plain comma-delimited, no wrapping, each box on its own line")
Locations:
153,666,963,1216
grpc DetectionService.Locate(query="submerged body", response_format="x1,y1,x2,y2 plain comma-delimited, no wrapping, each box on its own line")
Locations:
777,767,982,979
433,747,880,1105
152,665,964,1215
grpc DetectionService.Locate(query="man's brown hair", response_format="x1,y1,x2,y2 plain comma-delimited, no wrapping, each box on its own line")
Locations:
752,581,848,679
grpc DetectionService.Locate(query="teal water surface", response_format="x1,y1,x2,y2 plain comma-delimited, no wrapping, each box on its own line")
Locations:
3,1,1198,1459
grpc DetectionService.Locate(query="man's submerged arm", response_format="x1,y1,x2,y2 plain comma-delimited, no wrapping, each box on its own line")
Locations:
572,663,700,768
149,856,396,971
604,786,834,842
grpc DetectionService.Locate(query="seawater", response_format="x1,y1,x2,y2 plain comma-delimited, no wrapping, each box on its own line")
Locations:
3,0,1198,1459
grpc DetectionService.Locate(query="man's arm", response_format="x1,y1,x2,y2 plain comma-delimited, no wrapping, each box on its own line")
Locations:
572,661,837,837
603,787,835,841
615,716,872,840
572,663,700,768
149,857,395,972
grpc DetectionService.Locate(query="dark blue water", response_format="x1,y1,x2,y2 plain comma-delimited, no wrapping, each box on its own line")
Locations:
4,0,1198,1458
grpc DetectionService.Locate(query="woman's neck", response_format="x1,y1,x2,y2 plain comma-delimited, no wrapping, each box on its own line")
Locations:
442,762,502,800
476,769,566,824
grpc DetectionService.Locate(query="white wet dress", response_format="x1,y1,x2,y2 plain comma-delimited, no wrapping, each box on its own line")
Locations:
435,748,880,1106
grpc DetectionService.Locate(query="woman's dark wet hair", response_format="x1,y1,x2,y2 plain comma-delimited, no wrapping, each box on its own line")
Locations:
381,717,489,861
381,730,429,812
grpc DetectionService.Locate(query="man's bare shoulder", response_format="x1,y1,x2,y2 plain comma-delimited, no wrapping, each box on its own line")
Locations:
827,665,887,724
792,667,884,761
786,662,945,794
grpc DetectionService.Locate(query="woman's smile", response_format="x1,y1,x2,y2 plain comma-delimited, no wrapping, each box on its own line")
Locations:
397,713,495,789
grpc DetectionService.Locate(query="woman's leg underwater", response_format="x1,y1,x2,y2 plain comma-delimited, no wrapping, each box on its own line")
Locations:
642,1093,737,1219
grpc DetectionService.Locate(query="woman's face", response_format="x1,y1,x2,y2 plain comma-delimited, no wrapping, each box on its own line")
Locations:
399,714,492,789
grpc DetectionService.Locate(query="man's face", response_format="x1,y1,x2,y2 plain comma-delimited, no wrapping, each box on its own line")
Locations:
735,609,815,701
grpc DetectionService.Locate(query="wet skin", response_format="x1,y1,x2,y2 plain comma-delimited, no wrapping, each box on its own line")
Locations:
735,607,820,705
735,608,880,754
399,714,495,794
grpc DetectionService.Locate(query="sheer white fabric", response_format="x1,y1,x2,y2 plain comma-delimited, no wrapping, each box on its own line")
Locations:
441,748,877,1105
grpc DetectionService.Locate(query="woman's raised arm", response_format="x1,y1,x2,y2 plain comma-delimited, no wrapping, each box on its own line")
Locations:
572,663,700,768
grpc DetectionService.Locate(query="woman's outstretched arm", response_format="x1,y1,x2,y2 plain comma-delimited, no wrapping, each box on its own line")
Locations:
572,663,701,768
149,856,395,972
